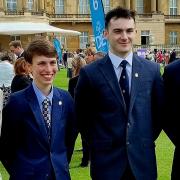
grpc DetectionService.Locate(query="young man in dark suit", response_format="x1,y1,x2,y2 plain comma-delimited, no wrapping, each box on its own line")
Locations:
0,39,77,180
9,40,25,59
163,61,180,180
75,6,164,180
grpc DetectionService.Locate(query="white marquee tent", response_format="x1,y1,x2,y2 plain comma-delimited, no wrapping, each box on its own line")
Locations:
0,22,81,36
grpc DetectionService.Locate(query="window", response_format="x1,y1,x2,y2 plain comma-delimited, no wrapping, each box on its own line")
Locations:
55,0,64,14
169,0,177,15
27,0,33,11
6,0,17,11
90,35,95,47
79,0,89,14
10,35,20,41
35,33,43,38
141,31,150,45
169,32,177,44
80,32,89,49
136,0,144,14
102,0,110,14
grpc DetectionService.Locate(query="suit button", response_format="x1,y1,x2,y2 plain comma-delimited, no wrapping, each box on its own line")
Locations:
127,123,130,127
126,142,130,145
46,174,50,180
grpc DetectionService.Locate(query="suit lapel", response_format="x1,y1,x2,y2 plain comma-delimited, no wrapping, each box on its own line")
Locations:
50,88,62,146
98,55,126,112
129,54,143,113
26,85,49,144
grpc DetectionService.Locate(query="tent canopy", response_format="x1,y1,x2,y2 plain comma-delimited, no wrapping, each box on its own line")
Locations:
0,22,81,36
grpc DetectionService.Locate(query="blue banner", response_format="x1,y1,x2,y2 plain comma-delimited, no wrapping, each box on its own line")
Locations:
53,37,62,62
89,0,108,53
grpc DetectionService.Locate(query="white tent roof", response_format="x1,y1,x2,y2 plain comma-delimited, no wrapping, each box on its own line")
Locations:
0,22,81,36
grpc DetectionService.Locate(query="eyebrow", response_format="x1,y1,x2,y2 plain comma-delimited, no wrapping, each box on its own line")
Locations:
113,28,135,31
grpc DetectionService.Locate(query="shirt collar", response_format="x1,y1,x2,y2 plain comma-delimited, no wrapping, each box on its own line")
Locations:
19,50,24,57
32,81,53,106
109,51,133,68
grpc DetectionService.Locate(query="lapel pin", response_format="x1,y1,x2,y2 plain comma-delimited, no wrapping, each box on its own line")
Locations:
59,101,62,105
135,73,139,77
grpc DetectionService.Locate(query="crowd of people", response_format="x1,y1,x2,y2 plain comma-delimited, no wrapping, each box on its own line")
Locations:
144,48,177,65
0,6,179,180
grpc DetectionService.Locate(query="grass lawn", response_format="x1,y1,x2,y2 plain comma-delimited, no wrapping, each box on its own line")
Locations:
0,69,174,180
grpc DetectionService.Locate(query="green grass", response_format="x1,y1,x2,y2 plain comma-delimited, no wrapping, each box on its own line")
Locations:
0,68,174,180
53,68,69,90
70,135,90,180
156,132,174,180
160,63,165,75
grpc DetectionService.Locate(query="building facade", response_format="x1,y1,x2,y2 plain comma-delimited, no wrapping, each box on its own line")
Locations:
0,0,180,51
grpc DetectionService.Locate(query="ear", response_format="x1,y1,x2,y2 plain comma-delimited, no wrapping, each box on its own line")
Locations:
103,29,109,39
28,63,33,73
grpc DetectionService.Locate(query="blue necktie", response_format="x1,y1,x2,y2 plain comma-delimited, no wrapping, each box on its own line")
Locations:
119,60,130,111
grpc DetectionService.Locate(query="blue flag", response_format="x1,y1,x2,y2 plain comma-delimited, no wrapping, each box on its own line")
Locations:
89,0,108,53
53,38,62,62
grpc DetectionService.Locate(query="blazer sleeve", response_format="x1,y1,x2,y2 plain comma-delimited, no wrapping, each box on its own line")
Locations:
0,95,21,174
152,63,164,140
163,66,178,145
74,68,93,143
64,92,78,163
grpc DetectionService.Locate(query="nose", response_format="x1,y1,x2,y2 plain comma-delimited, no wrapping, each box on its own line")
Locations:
45,63,52,72
121,31,128,40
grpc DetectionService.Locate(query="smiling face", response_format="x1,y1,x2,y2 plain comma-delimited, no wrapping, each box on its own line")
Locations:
104,17,136,58
30,55,58,93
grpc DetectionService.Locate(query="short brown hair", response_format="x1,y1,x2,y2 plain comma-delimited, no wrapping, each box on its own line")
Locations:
9,40,22,48
105,6,136,29
24,39,57,64
14,57,29,75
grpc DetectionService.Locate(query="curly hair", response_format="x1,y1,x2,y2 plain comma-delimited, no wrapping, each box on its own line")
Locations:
14,57,30,75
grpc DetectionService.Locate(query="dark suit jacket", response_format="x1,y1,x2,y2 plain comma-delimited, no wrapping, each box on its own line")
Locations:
169,51,176,64
11,74,32,93
0,84,77,180
163,60,180,180
68,76,79,98
75,54,164,180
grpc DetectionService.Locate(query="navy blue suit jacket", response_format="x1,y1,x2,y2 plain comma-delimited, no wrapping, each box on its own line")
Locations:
75,54,164,180
163,60,180,180
0,84,77,180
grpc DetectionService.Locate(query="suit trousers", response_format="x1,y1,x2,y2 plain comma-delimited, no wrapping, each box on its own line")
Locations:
121,163,135,180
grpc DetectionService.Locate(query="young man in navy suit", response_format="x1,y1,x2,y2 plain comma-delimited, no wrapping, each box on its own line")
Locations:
9,40,25,59
75,6,164,180
163,61,180,180
0,39,77,180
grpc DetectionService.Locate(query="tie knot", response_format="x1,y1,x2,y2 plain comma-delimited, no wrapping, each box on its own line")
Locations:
42,98,50,106
120,60,128,68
